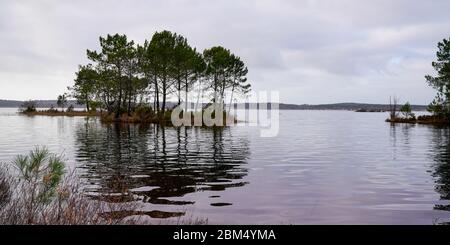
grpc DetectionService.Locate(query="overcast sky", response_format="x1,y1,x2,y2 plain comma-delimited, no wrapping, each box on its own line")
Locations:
1,0,450,104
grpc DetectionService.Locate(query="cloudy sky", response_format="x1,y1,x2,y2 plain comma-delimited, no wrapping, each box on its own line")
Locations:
1,0,449,104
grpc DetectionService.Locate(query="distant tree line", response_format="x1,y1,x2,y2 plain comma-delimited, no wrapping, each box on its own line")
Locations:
68,30,251,119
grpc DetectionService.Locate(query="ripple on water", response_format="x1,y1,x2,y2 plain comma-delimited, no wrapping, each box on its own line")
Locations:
2,109,450,224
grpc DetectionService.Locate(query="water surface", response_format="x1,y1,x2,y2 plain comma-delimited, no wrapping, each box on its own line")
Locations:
1,108,450,224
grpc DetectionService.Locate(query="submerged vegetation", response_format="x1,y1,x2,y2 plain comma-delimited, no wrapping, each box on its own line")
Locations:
65,30,250,124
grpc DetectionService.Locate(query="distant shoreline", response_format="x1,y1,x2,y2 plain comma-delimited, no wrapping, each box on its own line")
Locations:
0,100,428,111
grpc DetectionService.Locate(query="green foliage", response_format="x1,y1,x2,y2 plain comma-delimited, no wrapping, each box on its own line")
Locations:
204,46,233,100
69,64,98,111
13,147,65,204
230,55,250,93
400,102,415,119
20,100,37,113
425,37,450,118
57,94,68,110
0,150,144,225
68,30,250,120
400,102,411,114
163,110,173,121
203,47,251,104
134,104,153,115
87,33,137,117
427,96,445,117
133,104,154,121
89,101,102,112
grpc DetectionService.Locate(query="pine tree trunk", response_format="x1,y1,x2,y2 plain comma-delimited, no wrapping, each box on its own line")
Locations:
185,73,189,112
116,80,122,119
178,76,181,106
85,94,90,112
228,86,235,113
154,74,160,114
162,75,167,117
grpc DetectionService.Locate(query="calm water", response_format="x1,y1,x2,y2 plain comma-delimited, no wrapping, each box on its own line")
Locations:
1,108,450,224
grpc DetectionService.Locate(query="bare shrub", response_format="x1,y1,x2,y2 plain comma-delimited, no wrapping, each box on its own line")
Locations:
0,147,207,225
0,169,145,224
0,148,141,225
389,96,399,120
0,170,12,208
19,100,37,113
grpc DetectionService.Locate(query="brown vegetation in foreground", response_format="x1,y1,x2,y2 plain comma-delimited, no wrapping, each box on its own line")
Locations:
0,148,138,225
0,147,207,225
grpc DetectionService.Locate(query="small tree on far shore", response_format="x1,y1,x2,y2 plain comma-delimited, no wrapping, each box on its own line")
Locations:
427,96,445,117
19,100,37,113
57,94,67,112
400,102,415,119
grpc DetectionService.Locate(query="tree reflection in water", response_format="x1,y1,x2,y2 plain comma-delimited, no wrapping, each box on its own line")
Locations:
429,127,450,214
389,124,450,224
74,118,250,218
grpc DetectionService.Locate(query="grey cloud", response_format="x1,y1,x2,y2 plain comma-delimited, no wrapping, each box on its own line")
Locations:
0,0,449,104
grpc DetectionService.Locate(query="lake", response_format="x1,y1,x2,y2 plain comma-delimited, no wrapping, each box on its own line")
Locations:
1,108,450,224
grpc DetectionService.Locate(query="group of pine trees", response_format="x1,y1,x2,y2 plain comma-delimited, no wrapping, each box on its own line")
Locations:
69,30,251,119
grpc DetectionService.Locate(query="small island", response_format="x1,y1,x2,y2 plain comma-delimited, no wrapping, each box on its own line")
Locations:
21,30,251,127
386,37,450,126
355,108,386,113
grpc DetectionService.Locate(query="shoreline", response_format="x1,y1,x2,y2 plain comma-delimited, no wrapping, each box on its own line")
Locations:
386,115,450,126
20,110,239,127
21,110,99,117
